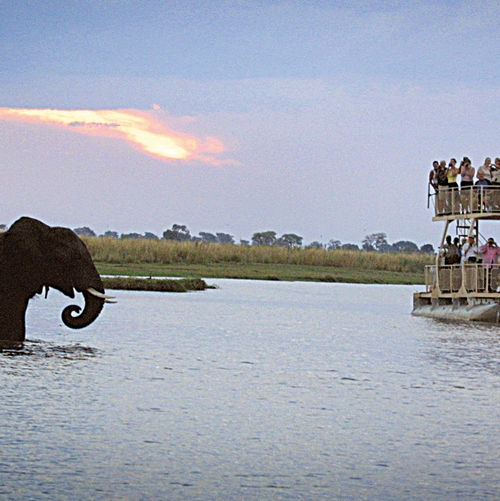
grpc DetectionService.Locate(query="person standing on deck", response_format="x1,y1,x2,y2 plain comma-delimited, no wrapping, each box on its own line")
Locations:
461,236,478,266
490,158,500,210
479,238,500,268
447,158,460,213
491,158,500,184
460,157,475,213
443,235,460,265
436,160,449,214
429,160,439,192
479,237,500,291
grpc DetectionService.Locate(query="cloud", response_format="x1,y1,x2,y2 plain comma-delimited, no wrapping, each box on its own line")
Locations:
0,107,238,166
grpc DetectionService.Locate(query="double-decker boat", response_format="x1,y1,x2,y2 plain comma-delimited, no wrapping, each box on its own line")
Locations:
412,184,500,323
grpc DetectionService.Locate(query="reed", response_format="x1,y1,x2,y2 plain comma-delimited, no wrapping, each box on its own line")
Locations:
84,237,433,274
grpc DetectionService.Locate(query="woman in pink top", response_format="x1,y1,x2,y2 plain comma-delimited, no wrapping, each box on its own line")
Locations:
479,237,500,268
460,157,474,185
479,237,500,291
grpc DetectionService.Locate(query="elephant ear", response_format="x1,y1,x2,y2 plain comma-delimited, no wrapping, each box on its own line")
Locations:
43,226,93,298
2,217,49,294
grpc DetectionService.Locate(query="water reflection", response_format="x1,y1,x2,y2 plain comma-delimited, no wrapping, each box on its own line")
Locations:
423,319,500,376
1,339,99,359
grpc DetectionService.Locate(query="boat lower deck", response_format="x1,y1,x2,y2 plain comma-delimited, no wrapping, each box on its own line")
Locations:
413,291,500,323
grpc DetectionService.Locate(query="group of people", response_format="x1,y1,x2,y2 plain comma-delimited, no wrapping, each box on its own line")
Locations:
429,157,500,214
442,234,500,269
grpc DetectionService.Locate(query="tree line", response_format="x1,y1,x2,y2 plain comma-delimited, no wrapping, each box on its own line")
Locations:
70,225,434,254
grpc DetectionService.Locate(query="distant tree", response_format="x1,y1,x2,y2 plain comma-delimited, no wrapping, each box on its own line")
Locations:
163,224,191,241
120,232,143,239
341,243,360,251
239,239,250,246
375,233,389,251
277,233,303,248
362,235,375,251
420,243,435,254
326,239,341,251
308,241,324,249
101,230,119,239
251,231,277,246
216,233,235,244
199,232,218,243
362,232,388,251
173,224,191,238
143,232,159,240
378,243,394,253
392,240,419,253
362,239,375,251
0,224,7,232
74,226,96,237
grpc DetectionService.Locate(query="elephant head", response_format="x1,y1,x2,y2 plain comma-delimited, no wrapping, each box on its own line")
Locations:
0,216,114,348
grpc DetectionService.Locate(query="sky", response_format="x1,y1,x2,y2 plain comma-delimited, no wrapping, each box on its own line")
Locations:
1,0,500,247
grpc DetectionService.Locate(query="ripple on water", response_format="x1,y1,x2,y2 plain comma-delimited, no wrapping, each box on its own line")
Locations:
0,339,99,359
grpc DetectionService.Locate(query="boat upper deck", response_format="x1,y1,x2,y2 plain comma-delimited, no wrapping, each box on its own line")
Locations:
432,185,500,221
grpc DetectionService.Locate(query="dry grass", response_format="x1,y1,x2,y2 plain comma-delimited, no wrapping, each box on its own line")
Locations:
84,237,433,274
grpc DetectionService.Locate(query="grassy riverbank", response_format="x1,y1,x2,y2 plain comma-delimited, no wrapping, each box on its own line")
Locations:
85,237,431,285
98,262,424,284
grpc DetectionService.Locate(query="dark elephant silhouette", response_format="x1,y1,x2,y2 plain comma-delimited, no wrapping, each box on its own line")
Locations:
0,216,115,348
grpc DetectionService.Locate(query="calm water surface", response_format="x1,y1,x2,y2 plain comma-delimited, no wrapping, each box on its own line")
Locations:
1,280,500,500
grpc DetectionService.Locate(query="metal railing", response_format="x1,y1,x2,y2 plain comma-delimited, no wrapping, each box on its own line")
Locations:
425,264,500,293
430,185,500,217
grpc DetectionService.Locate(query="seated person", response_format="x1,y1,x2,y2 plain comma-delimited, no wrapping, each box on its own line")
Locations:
474,170,492,210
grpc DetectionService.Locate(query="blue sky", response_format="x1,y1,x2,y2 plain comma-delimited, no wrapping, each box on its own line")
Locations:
1,0,500,245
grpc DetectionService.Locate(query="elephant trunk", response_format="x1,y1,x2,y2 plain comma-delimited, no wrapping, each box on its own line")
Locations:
61,288,105,330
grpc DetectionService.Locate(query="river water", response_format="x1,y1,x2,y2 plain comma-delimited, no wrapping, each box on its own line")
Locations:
1,280,500,500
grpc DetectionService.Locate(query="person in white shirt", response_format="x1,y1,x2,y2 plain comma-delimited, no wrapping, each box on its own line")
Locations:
478,157,493,182
461,235,478,266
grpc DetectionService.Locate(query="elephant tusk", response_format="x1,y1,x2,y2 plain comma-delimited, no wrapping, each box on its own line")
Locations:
87,287,116,300
104,299,117,304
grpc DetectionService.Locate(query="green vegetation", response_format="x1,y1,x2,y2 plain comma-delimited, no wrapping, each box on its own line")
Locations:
98,262,424,285
84,237,433,285
102,276,213,292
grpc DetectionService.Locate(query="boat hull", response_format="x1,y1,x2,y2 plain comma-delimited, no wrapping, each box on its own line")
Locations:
412,293,500,323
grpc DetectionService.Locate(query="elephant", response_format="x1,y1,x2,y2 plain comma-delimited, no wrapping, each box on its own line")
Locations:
0,216,115,348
